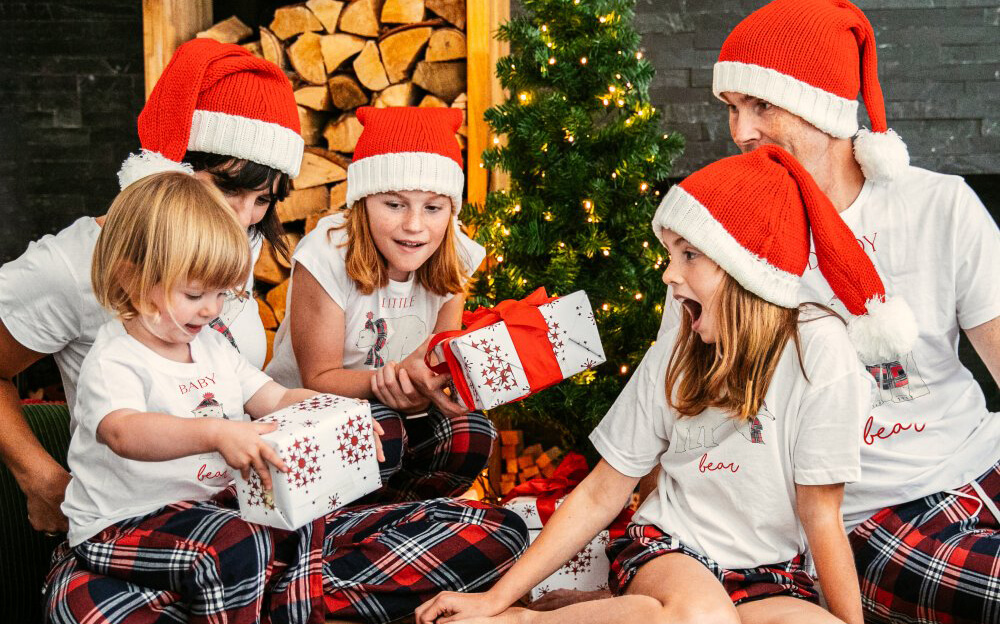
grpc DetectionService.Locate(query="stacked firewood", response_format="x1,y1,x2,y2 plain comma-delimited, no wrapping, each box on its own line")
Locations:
195,0,469,363
498,430,563,495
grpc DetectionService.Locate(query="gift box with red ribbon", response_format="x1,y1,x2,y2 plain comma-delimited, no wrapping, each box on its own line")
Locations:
235,394,382,530
501,452,632,601
427,288,606,410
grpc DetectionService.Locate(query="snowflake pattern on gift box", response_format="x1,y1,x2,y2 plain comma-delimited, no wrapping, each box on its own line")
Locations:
281,436,323,491
336,414,375,468
245,472,275,510
471,336,519,392
289,394,343,413
328,493,341,509
547,320,567,360
597,532,610,546
535,584,553,598
565,544,595,578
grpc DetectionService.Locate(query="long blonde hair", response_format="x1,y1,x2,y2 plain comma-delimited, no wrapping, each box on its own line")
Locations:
336,200,468,296
666,273,809,420
92,172,252,322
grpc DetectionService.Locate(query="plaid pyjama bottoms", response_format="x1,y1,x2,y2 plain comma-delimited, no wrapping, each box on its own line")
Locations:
45,494,527,624
849,459,1000,624
365,403,496,503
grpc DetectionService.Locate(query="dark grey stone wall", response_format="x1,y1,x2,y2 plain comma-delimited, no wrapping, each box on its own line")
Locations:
637,0,1000,176
0,1,145,265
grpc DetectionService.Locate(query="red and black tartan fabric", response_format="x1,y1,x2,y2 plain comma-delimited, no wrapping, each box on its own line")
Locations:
322,497,528,621
849,459,1000,624
44,496,527,623
362,402,496,503
607,523,818,606
44,487,325,624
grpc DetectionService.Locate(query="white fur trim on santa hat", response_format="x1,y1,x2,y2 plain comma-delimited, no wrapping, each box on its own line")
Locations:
188,109,304,178
117,149,194,189
847,295,918,365
346,152,464,213
852,128,909,183
713,61,859,139
653,186,801,308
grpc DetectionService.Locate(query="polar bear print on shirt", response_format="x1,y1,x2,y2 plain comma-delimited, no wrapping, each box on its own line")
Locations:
356,313,427,367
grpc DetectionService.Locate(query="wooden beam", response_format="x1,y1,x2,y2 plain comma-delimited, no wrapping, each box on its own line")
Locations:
142,0,213,99
465,0,509,207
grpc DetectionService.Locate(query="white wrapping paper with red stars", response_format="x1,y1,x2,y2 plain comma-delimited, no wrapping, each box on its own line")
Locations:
235,394,381,530
427,288,605,410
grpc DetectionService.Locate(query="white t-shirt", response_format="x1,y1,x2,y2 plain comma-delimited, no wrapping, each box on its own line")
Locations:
0,217,268,417
592,311,868,569
62,320,272,546
797,167,1000,529
266,213,485,387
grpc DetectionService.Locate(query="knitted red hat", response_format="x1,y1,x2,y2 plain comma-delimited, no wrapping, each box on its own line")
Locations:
118,38,303,189
714,0,909,182
653,145,916,364
347,106,465,212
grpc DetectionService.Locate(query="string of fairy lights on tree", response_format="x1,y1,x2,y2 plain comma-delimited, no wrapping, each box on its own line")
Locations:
463,0,684,452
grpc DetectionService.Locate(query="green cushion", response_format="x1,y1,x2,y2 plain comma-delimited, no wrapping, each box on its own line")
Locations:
0,403,71,624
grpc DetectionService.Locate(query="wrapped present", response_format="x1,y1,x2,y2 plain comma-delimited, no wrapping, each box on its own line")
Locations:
427,288,605,410
235,394,381,530
502,453,632,601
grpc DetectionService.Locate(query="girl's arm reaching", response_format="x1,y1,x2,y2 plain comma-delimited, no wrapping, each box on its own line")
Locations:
291,264,377,398
400,293,469,418
97,409,287,490
415,460,639,624
244,381,317,419
796,483,864,624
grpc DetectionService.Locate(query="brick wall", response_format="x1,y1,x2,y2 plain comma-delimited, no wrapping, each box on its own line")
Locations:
0,1,144,265
637,0,1000,176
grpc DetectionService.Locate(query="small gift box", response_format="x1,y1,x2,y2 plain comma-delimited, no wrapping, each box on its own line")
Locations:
235,394,381,530
428,288,605,410
501,453,631,601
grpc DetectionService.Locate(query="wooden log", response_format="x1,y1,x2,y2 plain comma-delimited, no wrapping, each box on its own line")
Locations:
295,85,332,111
306,0,344,32
536,446,563,469
521,465,540,479
339,0,380,37
327,75,369,110
500,445,519,460
197,15,252,44
297,106,327,146
243,40,264,58
304,146,352,169
523,443,543,460
288,32,327,85
257,296,279,330
277,185,330,222
253,242,288,285
320,33,366,73
142,0,212,98
293,152,348,190
412,60,466,102
379,27,431,84
270,5,324,40
516,455,535,470
275,233,301,269
451,91,468,135
382,0,424,23
330,181,348,210
425,0,465,28
505,459,518,474
418,94,447,107
373,81,414,107
425,27,465,62
305,206,335,234
259,27,287,70
264,329,277,366
266,279,291,324
539,463,556,478
353,41,390,91
499,430,523,446
324,114,364,153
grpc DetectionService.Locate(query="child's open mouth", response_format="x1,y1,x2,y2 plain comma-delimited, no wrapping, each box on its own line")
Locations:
184,323,203,334
394,239,426,252
678,297,703,329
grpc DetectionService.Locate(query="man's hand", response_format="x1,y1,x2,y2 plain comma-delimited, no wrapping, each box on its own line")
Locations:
24,463,71,534
401,339,468,418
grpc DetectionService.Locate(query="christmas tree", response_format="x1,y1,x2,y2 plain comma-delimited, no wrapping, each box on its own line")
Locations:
465,0,684,451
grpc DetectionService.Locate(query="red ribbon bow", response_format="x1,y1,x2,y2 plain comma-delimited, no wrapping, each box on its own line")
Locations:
425,287,565,409
500,452,634,538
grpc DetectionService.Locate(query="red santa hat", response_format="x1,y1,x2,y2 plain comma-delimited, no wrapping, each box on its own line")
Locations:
713,0,909,182
346,106,465,213
118,38,303,189
653,145,917,364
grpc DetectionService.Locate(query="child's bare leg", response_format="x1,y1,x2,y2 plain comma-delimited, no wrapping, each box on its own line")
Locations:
458,552,739,624
736,595,844,624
